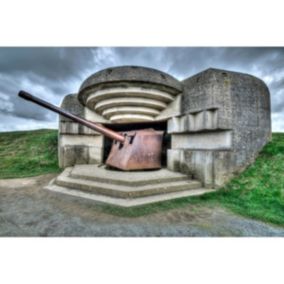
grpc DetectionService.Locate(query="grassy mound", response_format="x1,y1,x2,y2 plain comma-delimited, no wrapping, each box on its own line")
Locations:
0,129,60,179
202,133,284,225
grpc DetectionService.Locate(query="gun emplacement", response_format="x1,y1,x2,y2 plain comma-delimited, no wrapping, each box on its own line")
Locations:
18,90,164,170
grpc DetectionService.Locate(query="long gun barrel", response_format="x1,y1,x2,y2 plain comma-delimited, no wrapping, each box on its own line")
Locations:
18,90,125,143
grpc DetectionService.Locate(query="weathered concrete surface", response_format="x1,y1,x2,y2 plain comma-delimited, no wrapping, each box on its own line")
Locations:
59,94,106,168
1,175,283,237
79,65,182,97
78,66,182,123
85,86,176,122
70,164,192,185
156,94,182,120
169,68,271,188
171,131,232,150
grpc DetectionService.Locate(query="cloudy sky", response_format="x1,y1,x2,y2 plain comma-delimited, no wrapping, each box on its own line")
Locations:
0,47,283,132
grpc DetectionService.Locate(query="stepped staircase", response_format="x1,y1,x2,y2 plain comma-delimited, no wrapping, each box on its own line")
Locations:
45,165,215,207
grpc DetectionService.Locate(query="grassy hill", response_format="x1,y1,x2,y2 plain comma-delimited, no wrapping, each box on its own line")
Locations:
201,132,284,225
0,129,60,179
0,129,284,225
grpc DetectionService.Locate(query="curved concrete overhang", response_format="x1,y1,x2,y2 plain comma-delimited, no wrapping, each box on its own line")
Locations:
78,66,182,123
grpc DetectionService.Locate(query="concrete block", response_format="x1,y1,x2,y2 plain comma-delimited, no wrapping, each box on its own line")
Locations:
58,135,104,167
60,135,103,147
180,150,214,188
205,109,218,129
88,147,103,164
167,149,181,172
180,115,189,132
168,117,181,134
60,122,79,134
188,114,195,131
171,131,232,150
194,111,205,131
59,121,103,136
156,94,182,120
213,151,235,188
61,146,89,168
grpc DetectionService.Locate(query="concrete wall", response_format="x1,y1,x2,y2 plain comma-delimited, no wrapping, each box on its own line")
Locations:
167,68,271,188
58,94,107,168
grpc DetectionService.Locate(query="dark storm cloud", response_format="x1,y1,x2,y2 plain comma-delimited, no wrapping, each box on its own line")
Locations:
146,47,284,78
0,48,97,81
113,47,171,71
0,47,283,131
0,47,103,124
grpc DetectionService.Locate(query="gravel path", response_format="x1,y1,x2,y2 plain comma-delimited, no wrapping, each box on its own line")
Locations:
1,174,284,237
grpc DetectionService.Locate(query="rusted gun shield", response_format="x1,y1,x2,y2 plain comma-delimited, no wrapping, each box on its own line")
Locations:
106,128,164,170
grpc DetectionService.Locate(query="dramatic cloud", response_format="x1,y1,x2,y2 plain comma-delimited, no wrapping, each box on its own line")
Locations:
0,47,283,131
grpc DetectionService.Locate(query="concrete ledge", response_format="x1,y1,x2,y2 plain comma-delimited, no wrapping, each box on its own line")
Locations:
70,165,190,186
155,94,182,120
54,167,201,198
45,183,215,208
60,135,103,146
59,122,102,135
59,142,104,168
56,174,202,199
109,114,155,122
86,87,175,104
94,97,167,112
171,131,232,150
168,109,220,133
102,106,160,119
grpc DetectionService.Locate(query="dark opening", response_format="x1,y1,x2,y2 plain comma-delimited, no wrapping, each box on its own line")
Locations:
102,120,170,167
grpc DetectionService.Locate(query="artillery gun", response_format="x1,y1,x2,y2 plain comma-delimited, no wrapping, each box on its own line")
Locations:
18,91,164,171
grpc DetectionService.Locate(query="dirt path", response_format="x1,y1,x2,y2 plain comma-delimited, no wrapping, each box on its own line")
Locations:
0,174,284,237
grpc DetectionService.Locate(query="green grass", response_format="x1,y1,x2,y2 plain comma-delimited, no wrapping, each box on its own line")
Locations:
0,129,61,179
1,129,284,226
202,133,284,225
91,133,284,226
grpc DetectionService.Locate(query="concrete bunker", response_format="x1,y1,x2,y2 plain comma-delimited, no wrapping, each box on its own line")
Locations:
58,66,271,189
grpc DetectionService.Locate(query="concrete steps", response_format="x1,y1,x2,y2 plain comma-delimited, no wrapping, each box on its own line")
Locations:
56,169,202,199
45,165,215,207
70,164,191,186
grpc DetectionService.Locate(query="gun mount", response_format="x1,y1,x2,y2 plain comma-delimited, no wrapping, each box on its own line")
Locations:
18,90,163,170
